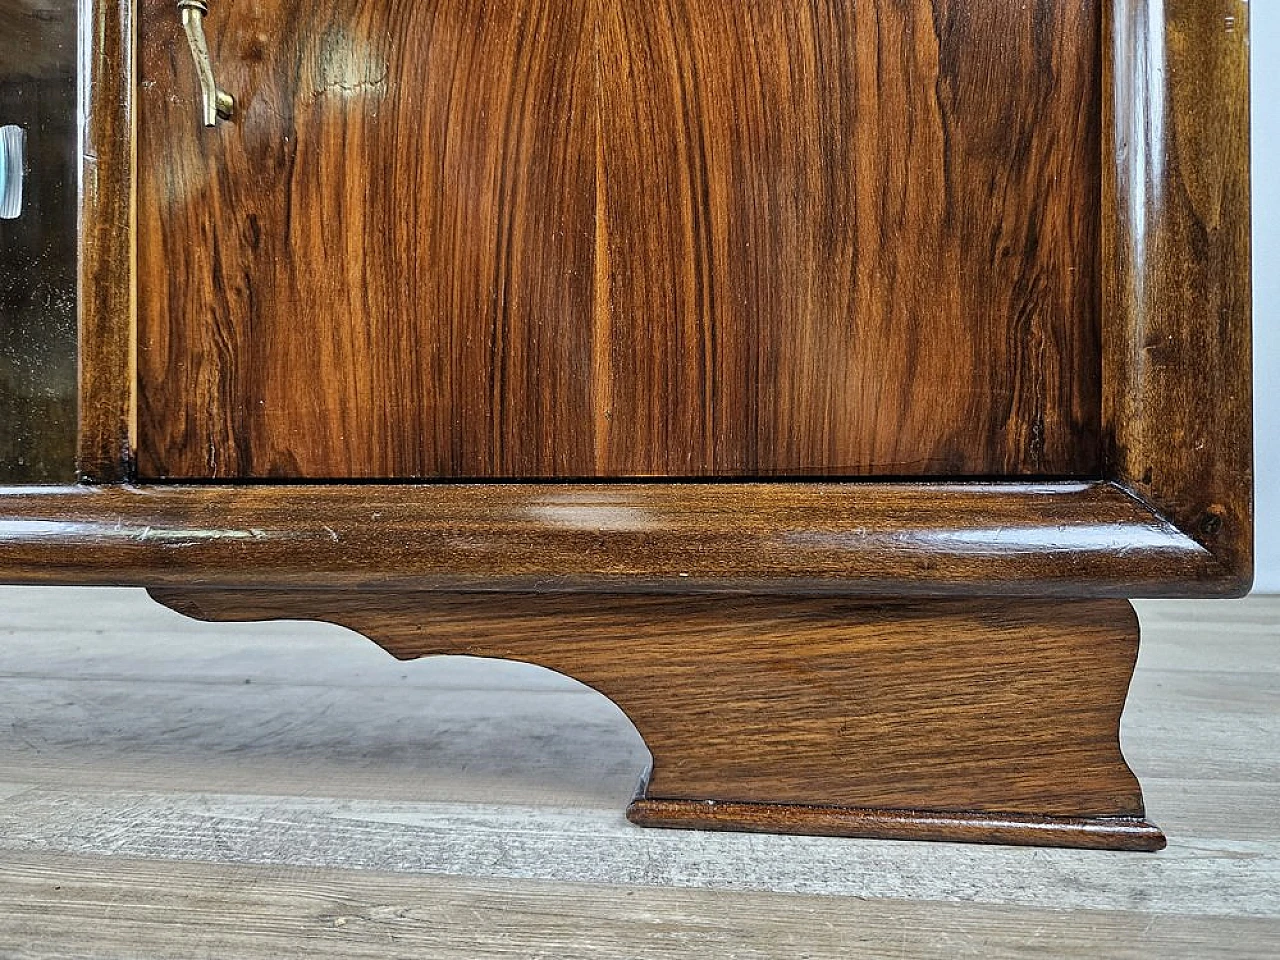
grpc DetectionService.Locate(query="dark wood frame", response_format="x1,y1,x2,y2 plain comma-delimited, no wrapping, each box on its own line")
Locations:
77,0,136,484
0,0,1252,851
1102,0,1253,585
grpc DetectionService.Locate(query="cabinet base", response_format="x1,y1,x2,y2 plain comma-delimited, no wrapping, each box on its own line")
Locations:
150,589,1163,851
628,800,1165,851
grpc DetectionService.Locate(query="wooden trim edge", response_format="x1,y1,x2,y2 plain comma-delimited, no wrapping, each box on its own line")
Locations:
0,480,1239,597
627,799,1167,852
78,0,137,482
1110,478,1252,597
1102,0,1253,588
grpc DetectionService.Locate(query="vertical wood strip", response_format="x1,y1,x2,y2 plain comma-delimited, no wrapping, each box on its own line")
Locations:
78,0,137,481
1103,0,1253,587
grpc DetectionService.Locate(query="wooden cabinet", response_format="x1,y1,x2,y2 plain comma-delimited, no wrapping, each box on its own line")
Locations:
0,0,1253,850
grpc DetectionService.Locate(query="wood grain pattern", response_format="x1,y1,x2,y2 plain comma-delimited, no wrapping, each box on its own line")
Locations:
0,481,1237,597
136,0,1102,479
78,0,137,481
136,0,595,479
10,853,1280,959
596,0,1101,477
150,589,1157,847
628,801,1165,852
1103,0,1253,586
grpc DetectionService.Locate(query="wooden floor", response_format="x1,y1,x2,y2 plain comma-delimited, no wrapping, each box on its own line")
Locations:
0,589,1276,958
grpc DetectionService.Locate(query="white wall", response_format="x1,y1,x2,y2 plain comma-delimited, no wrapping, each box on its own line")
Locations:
1253,4,1278,591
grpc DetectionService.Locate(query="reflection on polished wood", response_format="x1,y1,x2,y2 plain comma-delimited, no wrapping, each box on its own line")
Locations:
1103,0,1253,580
79,0,136,482
136,0,1101,480
0,481,1240,597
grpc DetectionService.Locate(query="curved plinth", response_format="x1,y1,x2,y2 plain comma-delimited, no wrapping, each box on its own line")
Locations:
628,801,1165,851
150,589,1163,851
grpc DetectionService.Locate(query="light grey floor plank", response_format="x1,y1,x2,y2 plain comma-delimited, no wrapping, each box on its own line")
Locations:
0,665,1272,800
0,677,648,806
0,787,1276,918
2,852,1277,960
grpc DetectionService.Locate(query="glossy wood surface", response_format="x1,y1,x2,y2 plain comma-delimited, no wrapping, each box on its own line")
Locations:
135,0,1102,479
151,589,1159,848
40,0,1252,601
597,0,1101,478
0,481,1238,597
0,0,78,483
78,0,136,482
628,802,1165,852
1103,0,1253,585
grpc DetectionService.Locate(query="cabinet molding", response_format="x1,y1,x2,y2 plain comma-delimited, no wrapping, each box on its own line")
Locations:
0,480,1236,596
78,0,136,483
1103,0,1254,582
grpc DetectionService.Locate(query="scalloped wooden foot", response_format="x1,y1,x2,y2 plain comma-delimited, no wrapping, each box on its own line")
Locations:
149,590,1164,851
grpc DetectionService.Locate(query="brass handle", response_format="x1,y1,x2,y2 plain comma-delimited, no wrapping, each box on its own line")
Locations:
177,0,234,127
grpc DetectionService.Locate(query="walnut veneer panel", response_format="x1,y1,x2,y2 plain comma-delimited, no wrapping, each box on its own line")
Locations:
596,0,1101,476
136,0,1101,479
136,0,596,478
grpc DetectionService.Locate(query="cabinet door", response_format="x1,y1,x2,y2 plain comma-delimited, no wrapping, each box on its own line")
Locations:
137,0,1101,480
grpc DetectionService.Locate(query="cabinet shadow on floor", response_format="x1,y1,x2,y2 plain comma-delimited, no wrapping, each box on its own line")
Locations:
0,586,652,808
